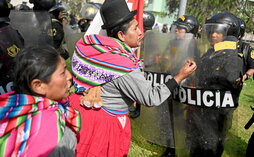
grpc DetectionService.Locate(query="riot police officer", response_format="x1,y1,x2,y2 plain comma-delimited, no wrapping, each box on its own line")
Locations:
162,15,200,157
171,15,199,39
48,2,70,60
162,15,200,75
0,0,24,95
185,12,244,157
78,2,101,32
237,18,254,80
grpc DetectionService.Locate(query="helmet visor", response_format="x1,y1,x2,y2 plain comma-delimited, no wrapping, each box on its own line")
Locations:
202,23,230,45
170,24,194,39
202,23,229,36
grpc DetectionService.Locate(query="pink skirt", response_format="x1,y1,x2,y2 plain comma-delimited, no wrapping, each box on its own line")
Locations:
70,93,131,157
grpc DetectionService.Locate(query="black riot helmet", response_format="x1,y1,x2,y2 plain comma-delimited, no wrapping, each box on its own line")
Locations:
0,0,12,22
238,18,245,39
48,2,69,21
205,12,240,38
173,15,199,36
80,2,102,21
143,11,155,31
29,0,56,11
48,1,69,13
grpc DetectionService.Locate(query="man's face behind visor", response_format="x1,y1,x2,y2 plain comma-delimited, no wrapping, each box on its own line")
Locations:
202,23,230,45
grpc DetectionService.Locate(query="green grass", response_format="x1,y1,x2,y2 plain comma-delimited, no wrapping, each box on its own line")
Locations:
129,79,254,157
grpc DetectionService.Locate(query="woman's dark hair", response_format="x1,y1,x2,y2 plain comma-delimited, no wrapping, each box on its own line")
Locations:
13,45,60,95
106,18,133,39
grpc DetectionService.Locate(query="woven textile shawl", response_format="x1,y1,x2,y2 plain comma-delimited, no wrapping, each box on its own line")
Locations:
72,34,143,93
0,92,81,157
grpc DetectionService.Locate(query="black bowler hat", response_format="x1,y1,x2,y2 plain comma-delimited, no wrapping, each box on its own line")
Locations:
101,0,137,29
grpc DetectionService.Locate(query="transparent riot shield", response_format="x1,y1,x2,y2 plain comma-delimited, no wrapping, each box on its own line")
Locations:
172,24,241,157
9,10,53,47
64,27,85,57
134,30,199,148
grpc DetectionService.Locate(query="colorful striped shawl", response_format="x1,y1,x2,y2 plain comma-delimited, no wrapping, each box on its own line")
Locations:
0,92,81,157
72,34,143,93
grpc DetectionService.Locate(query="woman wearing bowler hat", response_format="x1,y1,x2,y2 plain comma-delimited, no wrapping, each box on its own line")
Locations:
70,0,197,156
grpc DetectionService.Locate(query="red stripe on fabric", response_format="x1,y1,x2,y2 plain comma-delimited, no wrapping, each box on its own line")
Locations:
75,37,139,71
74,47,133,72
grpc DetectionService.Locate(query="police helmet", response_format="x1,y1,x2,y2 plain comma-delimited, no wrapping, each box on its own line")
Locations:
48,1,69,13
0,0,12,22
143,11,155,31
80,2,101,20
238,18,245,39
205,12,240,38
173,15,199,35
15,2,31,11
48,2,69,21
29,0,56,11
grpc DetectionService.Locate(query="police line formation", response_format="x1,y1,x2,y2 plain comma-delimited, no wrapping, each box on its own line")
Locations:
0,0,254,157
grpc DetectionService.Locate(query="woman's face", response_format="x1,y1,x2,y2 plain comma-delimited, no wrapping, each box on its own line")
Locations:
44,57,72,101
121,19,142,48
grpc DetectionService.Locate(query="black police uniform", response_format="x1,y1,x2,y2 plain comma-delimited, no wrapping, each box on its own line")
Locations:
51,18,64,49
0,23,24,95
238,40,254,73
51,18,69,60
239,41,254,157
186,37,244,157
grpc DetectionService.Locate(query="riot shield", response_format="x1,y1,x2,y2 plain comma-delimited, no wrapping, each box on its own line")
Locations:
172,24,241,157
134,30,199,148
9,10,53,47
64,28,85,57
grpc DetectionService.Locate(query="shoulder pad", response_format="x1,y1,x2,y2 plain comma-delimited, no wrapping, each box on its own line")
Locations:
251,50,254,59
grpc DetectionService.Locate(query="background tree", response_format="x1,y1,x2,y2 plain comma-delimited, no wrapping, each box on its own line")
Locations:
167,0,254,33
63,0,87,18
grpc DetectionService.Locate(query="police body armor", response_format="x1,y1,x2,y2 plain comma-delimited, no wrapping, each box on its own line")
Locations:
9,10,53,47
0,25,24,94
166,13,244,157
238,40,254,73
172,37,243,156
134,30,198,148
